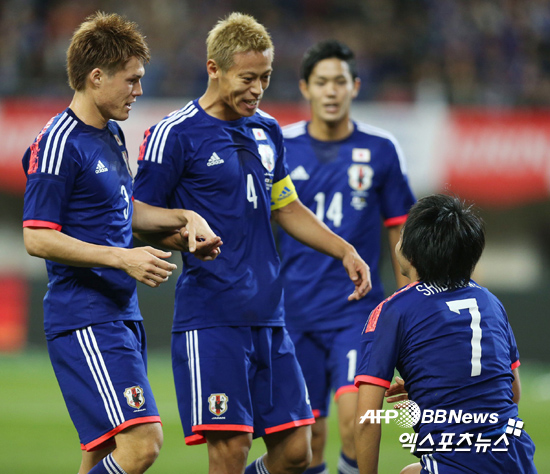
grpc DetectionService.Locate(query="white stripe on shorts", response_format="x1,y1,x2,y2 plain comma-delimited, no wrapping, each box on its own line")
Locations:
186,330,202,426
76,327,125,428
422,454,440,474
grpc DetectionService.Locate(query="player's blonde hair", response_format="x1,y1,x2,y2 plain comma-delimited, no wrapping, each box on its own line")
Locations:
206,12,274,71
67,11,150,91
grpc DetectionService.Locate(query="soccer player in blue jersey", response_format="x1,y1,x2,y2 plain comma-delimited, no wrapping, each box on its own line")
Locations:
133,13,371,474
354,194,537,474
22,12,220,474
277,40,416,474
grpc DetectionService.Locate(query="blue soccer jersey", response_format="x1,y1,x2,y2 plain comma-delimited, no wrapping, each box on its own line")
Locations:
22,108,141,338
133,100,297,331
278,120,416,330
355,281,522,444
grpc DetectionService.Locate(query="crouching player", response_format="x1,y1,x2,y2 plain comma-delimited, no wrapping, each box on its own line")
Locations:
354,194,537,474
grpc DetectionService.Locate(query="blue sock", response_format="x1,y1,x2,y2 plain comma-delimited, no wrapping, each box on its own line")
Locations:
88,454,128,474
338,451,358,474
245,455,271,474
303,462,329,474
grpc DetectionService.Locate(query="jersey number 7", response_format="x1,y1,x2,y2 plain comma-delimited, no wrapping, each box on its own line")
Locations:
446,298,482,377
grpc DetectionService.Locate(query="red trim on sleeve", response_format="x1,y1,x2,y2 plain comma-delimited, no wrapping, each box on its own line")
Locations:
264,417,315,435
334,384,359,402
81,416,161,452
354,375,391,389
511,360,521,370
384,214,408,227
23,220,62,231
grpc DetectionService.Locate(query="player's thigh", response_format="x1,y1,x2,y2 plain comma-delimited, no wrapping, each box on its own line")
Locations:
400,463,422,474
47,321,160,451
287,328,332,418
171,327,256,446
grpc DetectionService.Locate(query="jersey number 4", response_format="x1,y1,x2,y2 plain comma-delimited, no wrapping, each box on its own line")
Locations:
446,298,482,377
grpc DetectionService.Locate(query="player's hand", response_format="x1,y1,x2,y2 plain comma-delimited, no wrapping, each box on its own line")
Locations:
385,376,408,403
120,246,177,288
179,229,223,261
342,249,372,301
180,210,223,255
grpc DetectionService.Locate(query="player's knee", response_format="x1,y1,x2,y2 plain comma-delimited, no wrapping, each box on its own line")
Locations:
281,437,312,473
116,423,163,472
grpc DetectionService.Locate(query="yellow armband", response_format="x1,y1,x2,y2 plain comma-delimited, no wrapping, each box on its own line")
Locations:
270,175,298,210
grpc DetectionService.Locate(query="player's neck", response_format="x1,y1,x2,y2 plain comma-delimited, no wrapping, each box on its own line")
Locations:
69,92,108,129
199,87,242,122
308,117,353,142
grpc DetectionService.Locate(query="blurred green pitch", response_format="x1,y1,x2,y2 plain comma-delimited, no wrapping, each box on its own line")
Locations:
2,351,548,473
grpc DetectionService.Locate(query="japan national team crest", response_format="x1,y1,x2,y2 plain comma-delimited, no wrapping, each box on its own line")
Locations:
258,144,275,172
348,164,374,191
208,393,229,416
124,386,145,409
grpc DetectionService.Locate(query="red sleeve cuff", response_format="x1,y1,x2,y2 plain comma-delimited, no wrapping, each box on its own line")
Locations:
511,360,520,370
23,220,62,231
384,214,408,227
354,375,391,389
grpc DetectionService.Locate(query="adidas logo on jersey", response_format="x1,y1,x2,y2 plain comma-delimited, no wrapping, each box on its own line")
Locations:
95,160,108,174
290,166,310,180
207,152,224,167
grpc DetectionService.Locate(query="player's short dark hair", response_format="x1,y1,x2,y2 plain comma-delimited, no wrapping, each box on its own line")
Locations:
67,11,150,91
401,194,485,290
300,39,358,82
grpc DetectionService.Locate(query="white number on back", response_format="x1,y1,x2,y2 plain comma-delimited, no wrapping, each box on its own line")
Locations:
446,298,482,377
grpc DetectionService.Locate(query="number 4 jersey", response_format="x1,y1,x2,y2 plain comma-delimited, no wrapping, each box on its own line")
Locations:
133,100,297,331
355,280,521,442
22,108,140,338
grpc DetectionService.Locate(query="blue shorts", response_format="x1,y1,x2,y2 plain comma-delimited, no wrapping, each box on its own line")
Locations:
172,326,314,445
47,321,160,451
287,325,361,418
420,431,537,473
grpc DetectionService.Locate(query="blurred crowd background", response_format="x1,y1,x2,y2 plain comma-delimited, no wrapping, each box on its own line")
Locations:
3,0,550,105
0,0,549,362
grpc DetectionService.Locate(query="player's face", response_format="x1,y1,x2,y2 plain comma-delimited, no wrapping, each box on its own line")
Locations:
217,49,273,120
96,56,145,123
300,58,360,125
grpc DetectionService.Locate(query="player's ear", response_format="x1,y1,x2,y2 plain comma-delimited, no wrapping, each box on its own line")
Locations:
299,79,311,101
206,59,220,80
352,77,361,99
89,68,103,89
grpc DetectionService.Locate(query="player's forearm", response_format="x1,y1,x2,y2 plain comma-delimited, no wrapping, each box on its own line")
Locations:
24,227,129,269
273,199,354,260
388,224,410,288
134,230,187,251
132,200,188,233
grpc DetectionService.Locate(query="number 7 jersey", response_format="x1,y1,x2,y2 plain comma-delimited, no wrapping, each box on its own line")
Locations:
133,100,297,331
355,280,521,442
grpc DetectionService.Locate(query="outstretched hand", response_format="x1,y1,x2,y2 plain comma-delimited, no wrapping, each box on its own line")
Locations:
342,250,372,301
385,376,408,403
121,246,177,288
